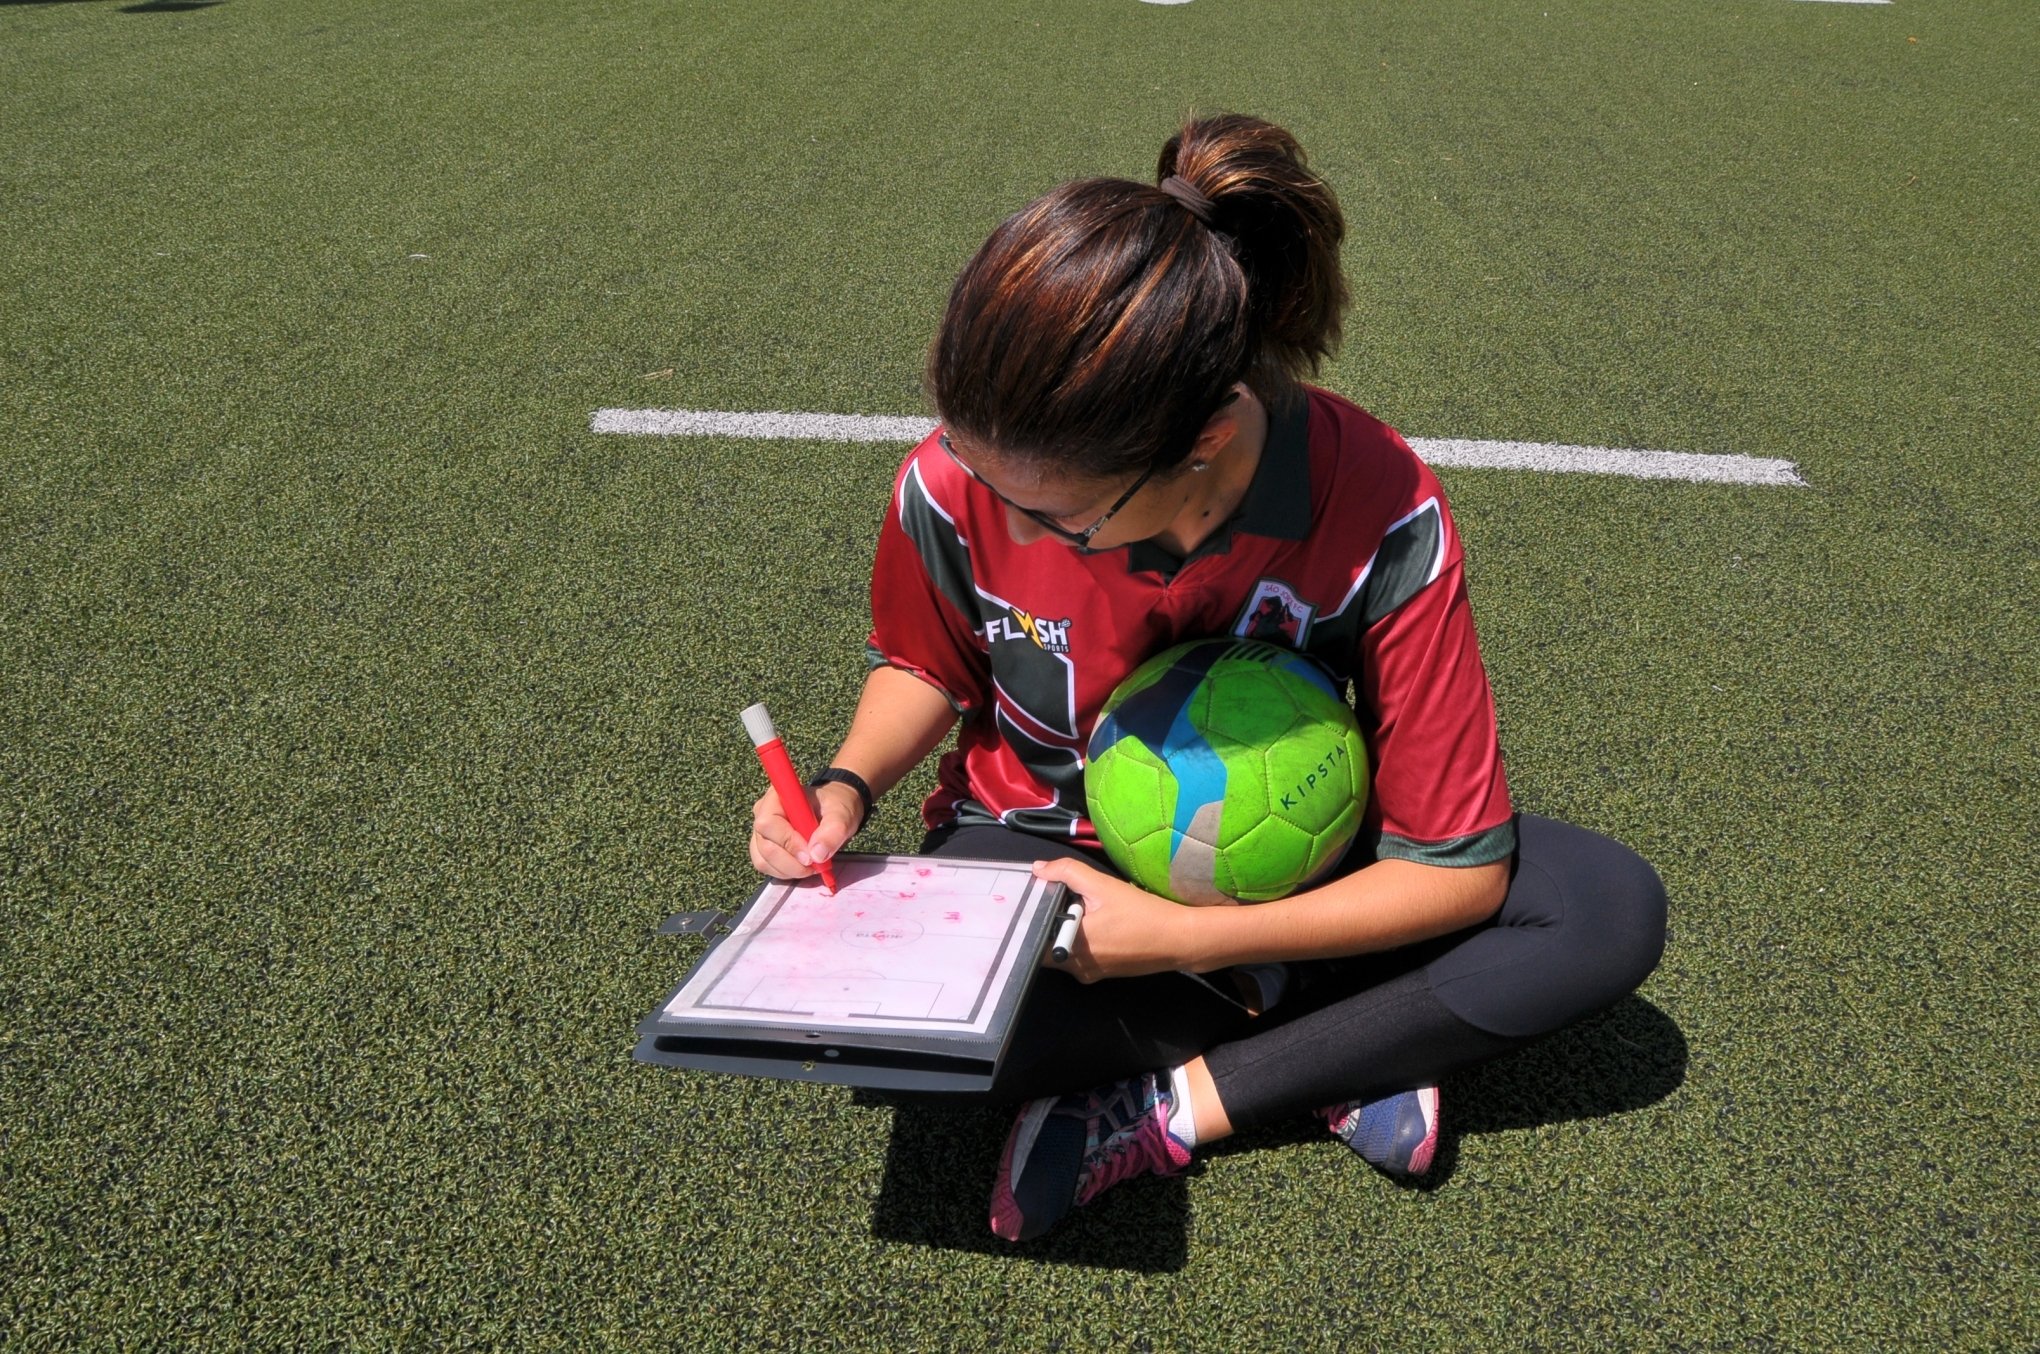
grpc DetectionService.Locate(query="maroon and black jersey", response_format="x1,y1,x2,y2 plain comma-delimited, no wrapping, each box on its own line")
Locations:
867,387,1515,867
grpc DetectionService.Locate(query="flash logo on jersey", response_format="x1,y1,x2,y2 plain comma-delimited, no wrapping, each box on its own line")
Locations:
988,608,1072,655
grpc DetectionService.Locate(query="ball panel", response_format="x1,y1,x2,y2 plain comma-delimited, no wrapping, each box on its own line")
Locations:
1213,748,1270,849
1268,647,1344,703
1155,718,1230,847
1302,795,1364,885
1086,735,1176,891
1211,848,1239,902
1262,730,1361,835
1094,641,1228,755
1166,801,1232,906
1227,814,1319,902
1194,665,1300,749
1087,740,1174,831
1097,639,1213,712
1115,821,1179,898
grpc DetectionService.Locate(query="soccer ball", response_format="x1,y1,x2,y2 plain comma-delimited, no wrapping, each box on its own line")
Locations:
1084,638,1368,905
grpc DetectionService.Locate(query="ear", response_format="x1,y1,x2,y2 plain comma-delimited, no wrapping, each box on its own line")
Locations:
1187,385,1251,465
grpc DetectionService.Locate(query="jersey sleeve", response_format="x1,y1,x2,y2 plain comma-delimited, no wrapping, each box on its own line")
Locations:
1351,483,1516,867
865,446,992,718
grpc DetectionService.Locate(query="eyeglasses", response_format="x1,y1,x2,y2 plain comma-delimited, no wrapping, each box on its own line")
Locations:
939,434,1159,551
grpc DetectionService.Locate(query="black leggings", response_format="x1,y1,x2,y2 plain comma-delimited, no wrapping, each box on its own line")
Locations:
920,814,1667,1129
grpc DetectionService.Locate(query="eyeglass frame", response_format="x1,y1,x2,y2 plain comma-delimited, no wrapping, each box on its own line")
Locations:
938,433,1161,552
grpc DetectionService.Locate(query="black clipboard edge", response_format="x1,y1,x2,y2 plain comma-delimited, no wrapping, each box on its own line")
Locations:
632,1031,996,1094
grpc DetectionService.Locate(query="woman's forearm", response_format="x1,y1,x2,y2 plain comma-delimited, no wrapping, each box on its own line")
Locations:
827,664,961,802
1175,856,1510,972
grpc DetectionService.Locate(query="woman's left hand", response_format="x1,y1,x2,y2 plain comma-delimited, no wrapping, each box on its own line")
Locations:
1030,856,1201,982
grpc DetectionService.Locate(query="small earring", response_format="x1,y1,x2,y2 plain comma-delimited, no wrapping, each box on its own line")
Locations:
1190,463,1210,473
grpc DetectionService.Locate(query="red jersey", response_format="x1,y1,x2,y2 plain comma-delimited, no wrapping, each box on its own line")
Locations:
866,387,1515,868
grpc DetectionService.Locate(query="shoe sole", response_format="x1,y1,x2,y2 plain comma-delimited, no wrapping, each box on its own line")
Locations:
1405,1086,1440,1176
989,1099,1085,1243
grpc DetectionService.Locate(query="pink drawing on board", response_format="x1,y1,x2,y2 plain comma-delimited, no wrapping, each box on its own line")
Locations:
841,918,926,949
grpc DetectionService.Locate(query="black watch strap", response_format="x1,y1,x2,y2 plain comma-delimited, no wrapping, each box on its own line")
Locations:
807,767,875,833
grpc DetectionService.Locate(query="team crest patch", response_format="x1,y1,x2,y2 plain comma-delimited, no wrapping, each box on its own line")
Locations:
1233,579,1315,646
987,607,1072,655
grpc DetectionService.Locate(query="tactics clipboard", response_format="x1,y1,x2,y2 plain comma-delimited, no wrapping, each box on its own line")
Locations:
633,854,1070,1093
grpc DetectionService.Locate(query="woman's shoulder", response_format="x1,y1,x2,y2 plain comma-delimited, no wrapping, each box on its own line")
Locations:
1302,386,1440,508
885,426,980,524
1305,386,1416,454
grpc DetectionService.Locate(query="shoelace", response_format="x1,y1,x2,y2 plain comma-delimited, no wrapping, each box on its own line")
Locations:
1072,1078,1171,1204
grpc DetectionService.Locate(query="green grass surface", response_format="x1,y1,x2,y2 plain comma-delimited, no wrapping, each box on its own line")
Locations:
3,0,2035,1346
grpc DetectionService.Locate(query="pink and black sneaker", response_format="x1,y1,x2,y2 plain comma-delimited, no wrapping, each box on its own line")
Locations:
1320,1086,1441,1177
989,1071,1193,1242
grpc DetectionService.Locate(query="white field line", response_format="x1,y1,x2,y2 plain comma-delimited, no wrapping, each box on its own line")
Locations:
593,408,938,443
1793,1,1891,5
591,408,1806,487
1413,438,1805,486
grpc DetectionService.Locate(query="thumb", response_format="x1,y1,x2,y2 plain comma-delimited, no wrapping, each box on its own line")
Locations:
807,794,860,862
1030,854,1114,897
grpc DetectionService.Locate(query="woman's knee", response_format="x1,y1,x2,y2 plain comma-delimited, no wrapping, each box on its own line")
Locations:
1598,842,1668,991
1517,813,1667,994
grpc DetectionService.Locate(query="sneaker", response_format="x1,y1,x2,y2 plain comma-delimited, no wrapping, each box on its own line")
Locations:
989,1071,1193,1242
1320,1086,1440,1177
1228,961,1291,1015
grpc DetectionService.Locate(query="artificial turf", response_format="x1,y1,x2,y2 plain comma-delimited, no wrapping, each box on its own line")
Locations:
2,0,2035,1346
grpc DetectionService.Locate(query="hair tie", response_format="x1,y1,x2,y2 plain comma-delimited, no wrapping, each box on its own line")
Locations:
1158,174,1216,225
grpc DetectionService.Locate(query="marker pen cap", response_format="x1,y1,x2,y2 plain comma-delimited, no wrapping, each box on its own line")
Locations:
740,703,779,748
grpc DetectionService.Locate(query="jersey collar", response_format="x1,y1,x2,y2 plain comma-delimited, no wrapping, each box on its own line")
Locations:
1123,391,1312,576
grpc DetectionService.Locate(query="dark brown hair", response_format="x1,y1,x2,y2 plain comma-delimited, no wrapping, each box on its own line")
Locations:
929,114,1348,479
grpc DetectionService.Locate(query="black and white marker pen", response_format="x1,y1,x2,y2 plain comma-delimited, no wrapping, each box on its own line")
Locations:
1049,903,1085,963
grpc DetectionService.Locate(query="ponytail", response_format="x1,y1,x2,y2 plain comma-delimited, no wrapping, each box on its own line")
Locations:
1158,114,1348,404
930,114,1348,479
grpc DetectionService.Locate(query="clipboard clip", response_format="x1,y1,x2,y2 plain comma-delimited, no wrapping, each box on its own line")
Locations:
657,910,732,939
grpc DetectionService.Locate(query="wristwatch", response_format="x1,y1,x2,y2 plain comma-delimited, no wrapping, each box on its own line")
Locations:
807,767,875,835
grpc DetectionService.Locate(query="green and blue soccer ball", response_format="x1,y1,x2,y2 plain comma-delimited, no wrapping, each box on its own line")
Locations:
1084,638,1369,904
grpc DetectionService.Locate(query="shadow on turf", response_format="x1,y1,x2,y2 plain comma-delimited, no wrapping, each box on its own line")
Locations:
1207,994,1691,1191
861,995,1685,1267
863,1093,1195,1271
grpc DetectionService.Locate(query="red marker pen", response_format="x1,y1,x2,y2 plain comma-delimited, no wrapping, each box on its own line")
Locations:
741,702,838,894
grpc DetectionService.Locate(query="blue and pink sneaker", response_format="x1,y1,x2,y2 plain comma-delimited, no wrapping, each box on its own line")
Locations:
989,1071,1193,1242
1320,1086,1441,1177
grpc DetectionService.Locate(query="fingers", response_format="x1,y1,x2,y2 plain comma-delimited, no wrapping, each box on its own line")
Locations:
749,787,817,881
1033,857,1113,982
1044,939,1103,984
1030,857,1187,982
750,783,865,881
749,819,813,880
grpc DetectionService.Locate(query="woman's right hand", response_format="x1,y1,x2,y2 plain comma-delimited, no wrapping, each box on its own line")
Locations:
748,780,865,881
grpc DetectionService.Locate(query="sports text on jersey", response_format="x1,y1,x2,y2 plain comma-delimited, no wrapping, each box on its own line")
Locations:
987,608,1072,655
